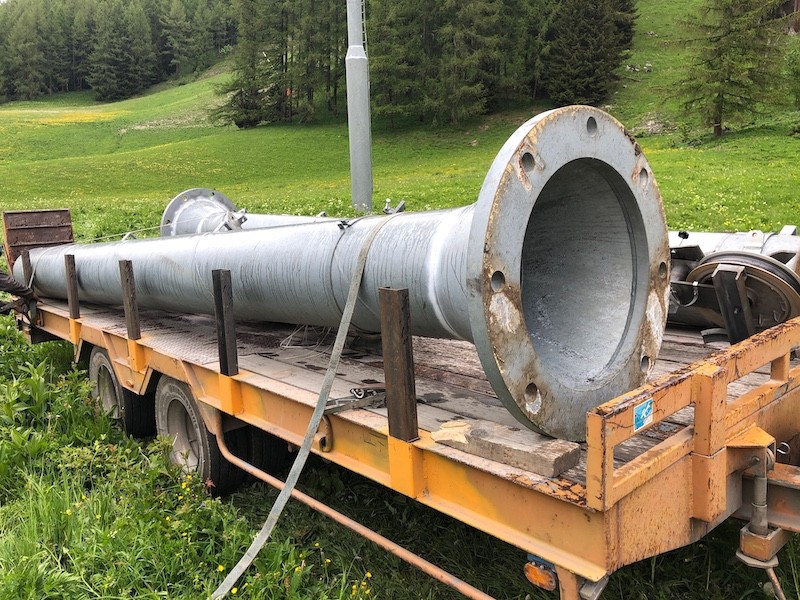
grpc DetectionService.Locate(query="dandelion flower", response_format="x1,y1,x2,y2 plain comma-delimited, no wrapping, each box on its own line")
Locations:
217,565,225,572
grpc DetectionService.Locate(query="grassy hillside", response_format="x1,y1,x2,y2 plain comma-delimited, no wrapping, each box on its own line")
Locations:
1,1,800,598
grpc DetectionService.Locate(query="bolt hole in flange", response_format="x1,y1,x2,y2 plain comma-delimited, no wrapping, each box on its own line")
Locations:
658,261,668,279
639,168,649,187
525,383,542,414
521,151,536,172
586,116,598,135
491,270,506,292
641,355,652,374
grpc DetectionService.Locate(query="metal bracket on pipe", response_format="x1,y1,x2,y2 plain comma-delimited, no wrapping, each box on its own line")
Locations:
382,199,406,215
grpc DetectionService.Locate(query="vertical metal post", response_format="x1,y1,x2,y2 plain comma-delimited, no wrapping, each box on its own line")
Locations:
118,260,141,340
65,254,80,319
212,269,239,377
712,264,754,344
345,0,373,213
379,287,419,442
20,249,32,288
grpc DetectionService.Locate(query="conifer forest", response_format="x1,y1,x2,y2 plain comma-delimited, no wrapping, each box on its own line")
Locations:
0,0,637,124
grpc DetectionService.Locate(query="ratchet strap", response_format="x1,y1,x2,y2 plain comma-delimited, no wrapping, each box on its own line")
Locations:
212,213,400,598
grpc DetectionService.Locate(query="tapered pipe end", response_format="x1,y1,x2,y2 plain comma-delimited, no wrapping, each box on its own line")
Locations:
161,188,240,236
468,106,670,441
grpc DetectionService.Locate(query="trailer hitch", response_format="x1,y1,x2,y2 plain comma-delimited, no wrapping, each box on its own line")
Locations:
731,430,799,600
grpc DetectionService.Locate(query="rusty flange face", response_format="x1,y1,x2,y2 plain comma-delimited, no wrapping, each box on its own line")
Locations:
467,106,670,441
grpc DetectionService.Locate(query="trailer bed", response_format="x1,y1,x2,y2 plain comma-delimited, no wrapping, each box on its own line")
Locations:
21,298,800,598
41,299,765,490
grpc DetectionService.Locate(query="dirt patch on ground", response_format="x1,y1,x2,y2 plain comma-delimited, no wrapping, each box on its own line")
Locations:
631,113,675,136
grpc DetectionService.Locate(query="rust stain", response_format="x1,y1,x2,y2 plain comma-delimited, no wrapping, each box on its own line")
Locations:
531,477,589,507
623,128,642,155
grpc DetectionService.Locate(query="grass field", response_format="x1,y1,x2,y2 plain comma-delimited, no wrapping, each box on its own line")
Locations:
1,0,800,597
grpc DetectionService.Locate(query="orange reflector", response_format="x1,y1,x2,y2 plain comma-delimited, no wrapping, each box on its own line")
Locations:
524,561,557,592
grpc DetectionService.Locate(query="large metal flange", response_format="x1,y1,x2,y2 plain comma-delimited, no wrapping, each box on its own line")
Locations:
467,106,670,441
160,188,239,236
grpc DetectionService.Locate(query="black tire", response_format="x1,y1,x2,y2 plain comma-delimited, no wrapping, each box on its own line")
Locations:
154,377,246,496
88,347,155,437
247,426,293,476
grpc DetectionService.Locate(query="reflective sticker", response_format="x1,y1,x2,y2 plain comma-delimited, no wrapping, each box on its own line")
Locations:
634,398,654,432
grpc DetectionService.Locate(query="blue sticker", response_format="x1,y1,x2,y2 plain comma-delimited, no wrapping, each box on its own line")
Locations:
633,398,654,432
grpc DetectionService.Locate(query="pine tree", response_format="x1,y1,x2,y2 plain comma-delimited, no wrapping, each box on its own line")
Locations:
70,0,95,91
541,0,623,105
4,1,50,99
681,0,788,137
612,0,638,53
45,0,72,93
368,0,424,127
522,0,556,100
208,0,235,54
213,0,279,128
0,1,10,99
89,0,131,100
786,34,800,110
433,0,502,124
161,0,193,76
322,0,344,114
491,0,533,106
124,0,158,93
191,0,218,72
288,0,325,121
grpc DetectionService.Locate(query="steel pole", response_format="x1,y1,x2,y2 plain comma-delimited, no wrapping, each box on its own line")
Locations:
18,107,670,441
345,0,373,212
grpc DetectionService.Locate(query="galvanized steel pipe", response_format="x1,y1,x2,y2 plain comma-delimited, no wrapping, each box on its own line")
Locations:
17,106,670,440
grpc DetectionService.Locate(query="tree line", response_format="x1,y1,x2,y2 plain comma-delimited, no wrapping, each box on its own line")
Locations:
218,0,637,127
0,0,635,123
0,0,235,101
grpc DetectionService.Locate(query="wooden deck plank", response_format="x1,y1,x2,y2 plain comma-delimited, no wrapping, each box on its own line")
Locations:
39,300,791,486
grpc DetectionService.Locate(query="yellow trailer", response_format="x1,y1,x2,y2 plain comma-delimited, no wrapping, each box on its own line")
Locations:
4,207,800,599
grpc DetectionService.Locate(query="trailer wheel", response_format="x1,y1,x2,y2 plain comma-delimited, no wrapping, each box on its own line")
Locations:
89,348,124,420
88,347,156,438
154,377,246,495
247,426,293,476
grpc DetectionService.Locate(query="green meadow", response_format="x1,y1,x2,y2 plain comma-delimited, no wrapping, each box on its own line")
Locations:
1,0,800,597
1,55,798,239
